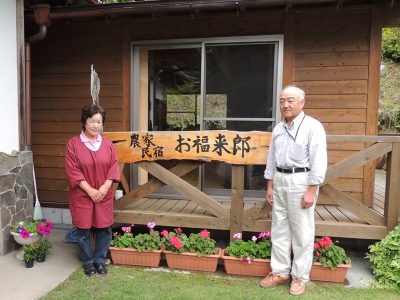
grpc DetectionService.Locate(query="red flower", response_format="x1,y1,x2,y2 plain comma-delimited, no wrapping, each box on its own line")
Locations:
314,242,320,249
161,230,169,237
200,229,210,238
170,236,183,249
316,251,321,257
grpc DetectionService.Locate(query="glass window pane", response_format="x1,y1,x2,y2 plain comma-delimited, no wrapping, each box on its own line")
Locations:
205,120,273,132
205,43,275,119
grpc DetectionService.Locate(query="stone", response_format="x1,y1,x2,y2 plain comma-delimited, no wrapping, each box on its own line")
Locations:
0,152,20,175
0,190,16,207
0,174,16,192
0,207,12,229
15,199,24,212
20,163,33,194
19,151,32,165
15,184,27,200
10,167,21,174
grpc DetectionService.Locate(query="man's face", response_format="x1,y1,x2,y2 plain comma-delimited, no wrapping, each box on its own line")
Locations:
279,88,304,123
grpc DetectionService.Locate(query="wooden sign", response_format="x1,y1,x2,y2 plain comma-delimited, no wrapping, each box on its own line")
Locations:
103,131,271,165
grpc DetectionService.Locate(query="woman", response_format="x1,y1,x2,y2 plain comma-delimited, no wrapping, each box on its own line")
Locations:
65,104,120,276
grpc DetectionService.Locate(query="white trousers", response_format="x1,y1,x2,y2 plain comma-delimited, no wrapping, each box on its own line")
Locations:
270,171,318,282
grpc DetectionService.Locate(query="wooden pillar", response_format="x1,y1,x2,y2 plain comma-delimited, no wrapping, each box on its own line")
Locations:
282,10,295,87
384,142,400,230
364,7,383,207
230,165,244,242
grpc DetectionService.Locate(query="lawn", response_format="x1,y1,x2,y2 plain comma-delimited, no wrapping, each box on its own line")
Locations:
42,265,399,300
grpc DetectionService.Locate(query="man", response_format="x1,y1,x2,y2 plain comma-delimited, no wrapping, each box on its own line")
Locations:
260,85,327,296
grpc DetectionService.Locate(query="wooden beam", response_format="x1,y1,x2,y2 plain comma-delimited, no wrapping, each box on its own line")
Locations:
122,20,131,131
243,219,387,240
230,165,244,241
114,210,229,230
327,135,400,143
385,143,400,230
115,161,202,209
363,7,383,208
323,142,392,186
320,184,384,225
138,162,230,218
283,10,295,86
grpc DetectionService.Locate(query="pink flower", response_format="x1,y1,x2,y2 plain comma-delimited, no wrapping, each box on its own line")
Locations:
233,232,242,239
44,228,51,236
246,256,252,264
161,230,169,237
147,221,156,229
20,230,30,239
258,231,271,239
316,251,321,257
251,236,257,242
121,226,131,233
45,221,53,230
37,224,45,235
131,224,135,227
314,242,320,249
200,229,210,238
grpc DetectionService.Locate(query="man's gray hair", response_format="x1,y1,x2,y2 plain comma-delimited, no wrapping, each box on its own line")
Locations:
282,85,305,100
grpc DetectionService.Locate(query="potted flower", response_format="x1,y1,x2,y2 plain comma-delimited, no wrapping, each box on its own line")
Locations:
221,232,272,277
36,239,52,262
109,222,163,267
311,236,352,283
161,228,222,272
23,243,39,268
10,219,53,245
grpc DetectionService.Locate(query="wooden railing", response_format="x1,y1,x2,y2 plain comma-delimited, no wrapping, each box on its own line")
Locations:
105,132,400,239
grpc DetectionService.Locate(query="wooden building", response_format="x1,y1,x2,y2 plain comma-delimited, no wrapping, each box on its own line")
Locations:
26,0,400,239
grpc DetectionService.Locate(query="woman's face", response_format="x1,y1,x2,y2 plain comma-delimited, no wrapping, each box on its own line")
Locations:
84,113,103,139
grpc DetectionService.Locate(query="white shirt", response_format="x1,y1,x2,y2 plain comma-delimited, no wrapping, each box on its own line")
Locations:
264,111,327,185
80,131,102,152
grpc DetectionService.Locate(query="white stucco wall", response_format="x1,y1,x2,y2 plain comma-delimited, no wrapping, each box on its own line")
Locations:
0,1,20,153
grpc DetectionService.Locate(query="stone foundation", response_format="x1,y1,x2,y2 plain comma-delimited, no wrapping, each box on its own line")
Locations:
0,151,34,256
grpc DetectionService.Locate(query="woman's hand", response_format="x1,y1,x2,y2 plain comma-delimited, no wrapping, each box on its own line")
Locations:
98,180,113,202
87,188,102,203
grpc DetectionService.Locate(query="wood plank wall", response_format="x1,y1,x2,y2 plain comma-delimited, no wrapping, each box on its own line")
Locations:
31,21,126,206
292,9,372,203
30,7,377,207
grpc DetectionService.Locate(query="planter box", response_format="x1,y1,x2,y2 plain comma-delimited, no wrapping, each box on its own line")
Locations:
221,249,271,277
164,247,222,272
109,247,163,267
310,262,352,283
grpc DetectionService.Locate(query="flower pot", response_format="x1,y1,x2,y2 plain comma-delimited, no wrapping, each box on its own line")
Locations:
221,249,271,277
11,232,41,245
25,259,34,268
310,262,352,283
36,254,46,263
164,248,221,272
109,247,163,267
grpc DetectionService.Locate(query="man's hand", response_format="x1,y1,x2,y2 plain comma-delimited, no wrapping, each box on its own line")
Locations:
266,180,274,205
301,185,318,209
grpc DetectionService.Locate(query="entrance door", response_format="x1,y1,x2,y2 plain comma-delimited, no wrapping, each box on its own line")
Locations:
133,36,282,196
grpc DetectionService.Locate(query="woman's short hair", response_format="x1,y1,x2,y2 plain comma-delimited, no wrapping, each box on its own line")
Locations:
81,104,106,130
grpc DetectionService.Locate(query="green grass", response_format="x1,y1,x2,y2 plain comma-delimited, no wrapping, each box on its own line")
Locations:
42,265,399,300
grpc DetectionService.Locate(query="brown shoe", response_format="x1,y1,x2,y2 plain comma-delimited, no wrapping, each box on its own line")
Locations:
260,273,290,288
290,278,306,296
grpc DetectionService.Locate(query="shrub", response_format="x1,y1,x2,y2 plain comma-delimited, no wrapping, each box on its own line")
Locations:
367,224,400,292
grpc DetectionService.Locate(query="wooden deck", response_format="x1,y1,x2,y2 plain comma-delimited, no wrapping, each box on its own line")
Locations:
115,169,387,239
